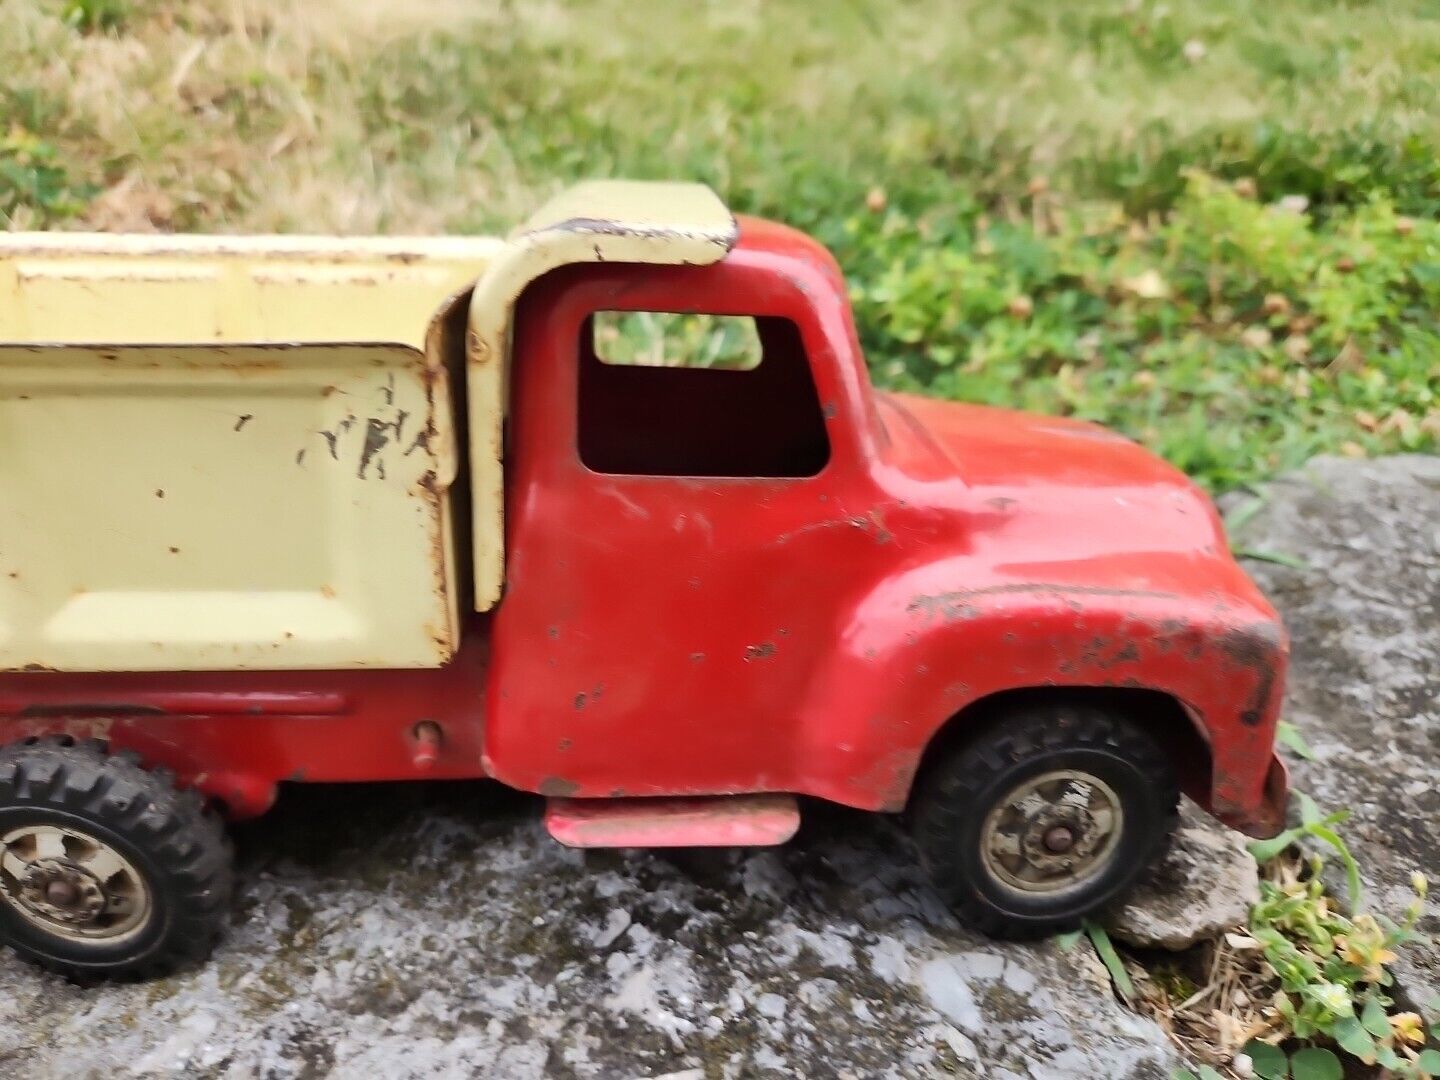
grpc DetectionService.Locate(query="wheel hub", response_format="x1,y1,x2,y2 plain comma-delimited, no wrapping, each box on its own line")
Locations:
46,879,80,907
1042,824,1075,853
0,824,151,944
980,770,1124,895
19,860,107,925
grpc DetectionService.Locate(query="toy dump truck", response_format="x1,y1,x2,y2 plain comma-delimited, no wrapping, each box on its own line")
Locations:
0,182,1288,979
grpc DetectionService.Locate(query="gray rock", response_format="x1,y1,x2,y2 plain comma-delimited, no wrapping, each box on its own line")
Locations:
1105,798,1260,950
0,786,1180,1079
1234,454,1440,1015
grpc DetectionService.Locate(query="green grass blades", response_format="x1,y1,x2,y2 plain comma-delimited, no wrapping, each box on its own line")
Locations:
1083,920,1136,1003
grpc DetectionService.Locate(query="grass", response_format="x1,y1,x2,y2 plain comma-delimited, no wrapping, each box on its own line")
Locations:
1,0,1437,489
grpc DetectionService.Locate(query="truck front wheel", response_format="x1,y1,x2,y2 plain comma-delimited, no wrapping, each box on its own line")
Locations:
912,704,1178,938
0,737,233,980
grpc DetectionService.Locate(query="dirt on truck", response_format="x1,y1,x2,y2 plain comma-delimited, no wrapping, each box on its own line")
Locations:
0,181,1288,980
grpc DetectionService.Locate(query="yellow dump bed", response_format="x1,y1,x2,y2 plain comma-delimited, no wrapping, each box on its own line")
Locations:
0,181,735,673
0,234,502,671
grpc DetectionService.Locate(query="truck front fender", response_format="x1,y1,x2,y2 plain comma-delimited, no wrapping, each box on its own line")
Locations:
794,577,1288,833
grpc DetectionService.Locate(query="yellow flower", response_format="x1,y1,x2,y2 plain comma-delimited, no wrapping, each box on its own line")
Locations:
1338,917,1397,980
1389,1012,1425,1046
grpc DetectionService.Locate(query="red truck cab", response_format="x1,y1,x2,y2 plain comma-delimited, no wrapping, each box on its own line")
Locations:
0,184,1287,979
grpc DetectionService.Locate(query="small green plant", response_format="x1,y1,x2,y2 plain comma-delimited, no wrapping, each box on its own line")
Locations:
60,0,129,32
1248,793,1365,909
1238,834,1432,1077
0,126,93,225
1102,788,1432,1079
1272,722,1316,762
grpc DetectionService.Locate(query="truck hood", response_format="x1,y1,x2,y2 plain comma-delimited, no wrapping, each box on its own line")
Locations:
878,391,1188,489
876,392,1272,608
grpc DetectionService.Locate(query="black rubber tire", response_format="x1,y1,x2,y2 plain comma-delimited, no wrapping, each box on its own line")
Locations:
0,736,233,981
912,704,1178,939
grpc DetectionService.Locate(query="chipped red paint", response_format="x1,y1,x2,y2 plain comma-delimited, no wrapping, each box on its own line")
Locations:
485,218,1287,836
0,216,1287,838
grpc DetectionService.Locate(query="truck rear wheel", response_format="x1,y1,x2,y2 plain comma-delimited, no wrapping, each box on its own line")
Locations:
912,704,1178,938
0,737,233,981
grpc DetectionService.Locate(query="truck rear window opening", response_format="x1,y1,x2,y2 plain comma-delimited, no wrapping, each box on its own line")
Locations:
579,312,831,478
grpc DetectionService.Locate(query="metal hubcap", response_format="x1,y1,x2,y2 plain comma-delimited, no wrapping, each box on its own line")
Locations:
1042,825,1075,853
980,770,1124,895
0,825,151,944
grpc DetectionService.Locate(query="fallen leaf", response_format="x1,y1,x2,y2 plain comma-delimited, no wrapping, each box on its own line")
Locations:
1325,337,1364,374
1121,268,1170,299
1262,293,1291,317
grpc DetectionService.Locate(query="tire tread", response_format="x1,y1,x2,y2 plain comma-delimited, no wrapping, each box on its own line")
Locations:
0,736,233,981
913,704,1179,939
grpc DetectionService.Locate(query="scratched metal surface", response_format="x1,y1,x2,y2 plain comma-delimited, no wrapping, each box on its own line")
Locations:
0,343,457,671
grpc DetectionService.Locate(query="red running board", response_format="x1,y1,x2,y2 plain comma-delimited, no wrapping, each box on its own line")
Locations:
544,794,801,848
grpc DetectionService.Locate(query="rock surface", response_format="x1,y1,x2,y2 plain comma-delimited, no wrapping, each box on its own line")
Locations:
1104,799,1260,951
0,788,1180,1079
1233,454,1440,1015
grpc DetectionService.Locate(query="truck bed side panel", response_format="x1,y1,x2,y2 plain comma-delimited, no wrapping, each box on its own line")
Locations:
0,343,458,671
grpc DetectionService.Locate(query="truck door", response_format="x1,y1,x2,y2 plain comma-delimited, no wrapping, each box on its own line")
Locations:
486,249,889,799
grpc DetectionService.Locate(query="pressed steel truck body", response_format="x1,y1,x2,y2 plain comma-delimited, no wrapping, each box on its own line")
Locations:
0,182,1288,978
